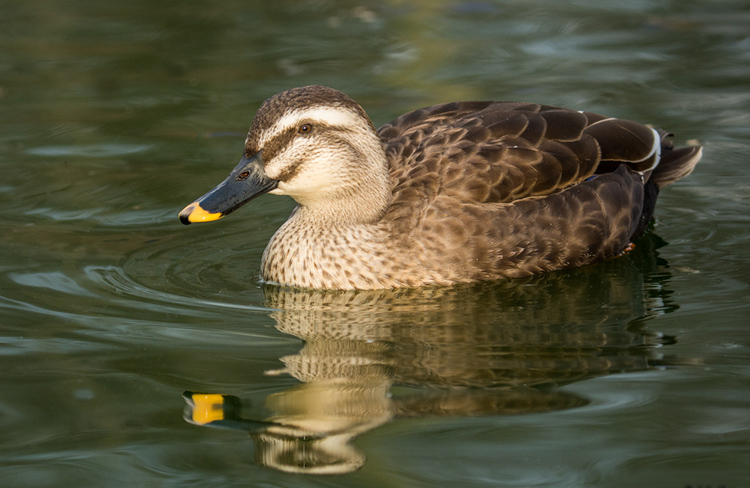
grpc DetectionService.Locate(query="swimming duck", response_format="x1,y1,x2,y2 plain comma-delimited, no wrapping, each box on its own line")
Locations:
179,85,701,290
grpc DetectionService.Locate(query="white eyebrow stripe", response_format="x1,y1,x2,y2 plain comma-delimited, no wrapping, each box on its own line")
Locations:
260,107,362,146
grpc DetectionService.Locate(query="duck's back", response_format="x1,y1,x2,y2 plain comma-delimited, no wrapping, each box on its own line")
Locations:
375,101,701,281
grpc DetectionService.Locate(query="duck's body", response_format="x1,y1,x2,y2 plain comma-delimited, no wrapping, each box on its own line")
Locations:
179,86,701,290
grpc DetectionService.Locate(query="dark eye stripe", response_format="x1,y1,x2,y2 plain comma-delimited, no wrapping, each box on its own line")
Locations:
259,122,350,162
260,130,297,162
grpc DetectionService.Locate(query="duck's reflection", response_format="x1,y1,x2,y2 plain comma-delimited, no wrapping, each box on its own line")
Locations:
184,236,677,474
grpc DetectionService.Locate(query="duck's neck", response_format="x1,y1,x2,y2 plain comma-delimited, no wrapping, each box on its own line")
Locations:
261,203,392,290
289,131,392,227
260,130,396,289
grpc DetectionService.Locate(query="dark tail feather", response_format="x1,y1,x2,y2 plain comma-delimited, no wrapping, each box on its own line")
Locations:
651,132,702,189
631,131,701,241
631,179,659,240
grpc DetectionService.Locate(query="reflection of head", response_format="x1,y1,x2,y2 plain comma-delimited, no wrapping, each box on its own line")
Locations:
250,379,394,474
253,430,365,475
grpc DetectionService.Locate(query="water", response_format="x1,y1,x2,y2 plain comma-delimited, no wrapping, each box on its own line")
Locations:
1,1,749,487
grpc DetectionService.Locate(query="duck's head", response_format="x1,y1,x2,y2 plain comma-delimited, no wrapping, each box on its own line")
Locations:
179,86,390,226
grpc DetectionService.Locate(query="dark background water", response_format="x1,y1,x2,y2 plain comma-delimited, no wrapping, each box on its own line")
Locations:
1,1,748,487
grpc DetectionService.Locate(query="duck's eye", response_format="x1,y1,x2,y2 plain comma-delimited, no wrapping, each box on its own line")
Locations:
298,123,312,134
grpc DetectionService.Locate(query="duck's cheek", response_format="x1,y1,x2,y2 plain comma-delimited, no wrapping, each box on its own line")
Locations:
272,181,308,201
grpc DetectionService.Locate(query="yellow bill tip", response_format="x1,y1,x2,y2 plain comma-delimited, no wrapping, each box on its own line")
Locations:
187,393,227,425
179,203,223,225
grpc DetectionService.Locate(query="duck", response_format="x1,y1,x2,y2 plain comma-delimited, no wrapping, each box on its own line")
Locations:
179,85,701,290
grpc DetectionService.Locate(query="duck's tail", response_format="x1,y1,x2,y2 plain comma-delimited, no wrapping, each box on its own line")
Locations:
631,132,702,240
650,131,703,189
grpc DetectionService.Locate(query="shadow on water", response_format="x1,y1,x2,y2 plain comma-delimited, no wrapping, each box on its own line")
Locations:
181,234,682,475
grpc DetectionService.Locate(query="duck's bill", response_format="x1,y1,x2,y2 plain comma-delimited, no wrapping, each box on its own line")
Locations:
178,151,278,225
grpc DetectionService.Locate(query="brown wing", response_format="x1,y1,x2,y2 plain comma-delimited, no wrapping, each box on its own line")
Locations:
376,101,701,281
375,101,701,281
377,101,665,208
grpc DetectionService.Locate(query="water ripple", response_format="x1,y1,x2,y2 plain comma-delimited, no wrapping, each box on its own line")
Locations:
84,265,271,314
25,143,154,158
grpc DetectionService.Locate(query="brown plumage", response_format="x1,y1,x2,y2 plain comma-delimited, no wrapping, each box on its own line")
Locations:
179,85,702,290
